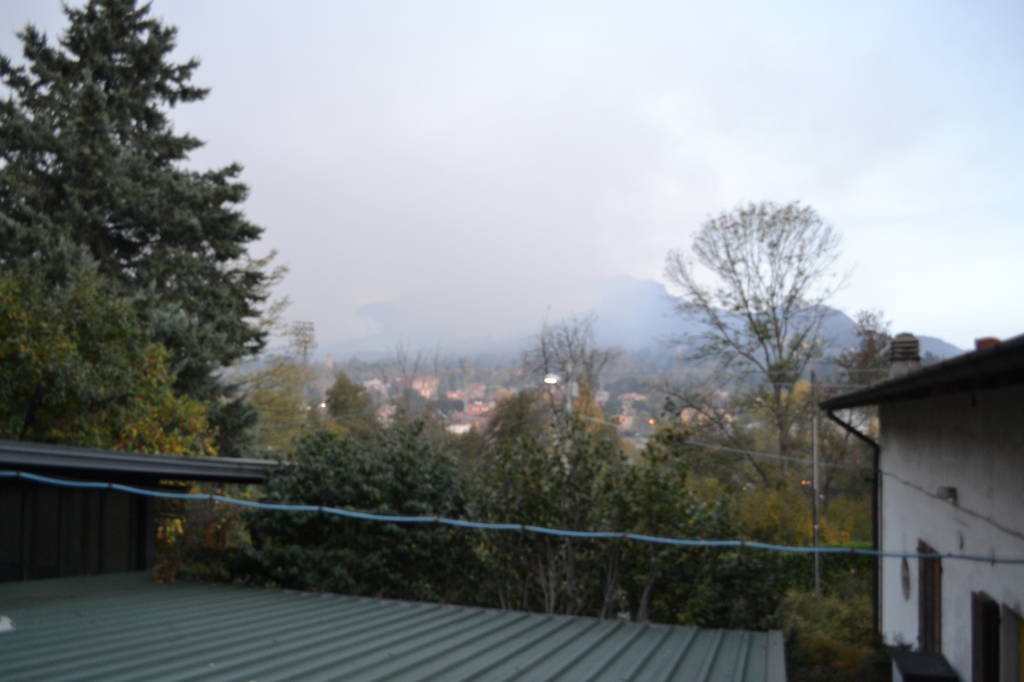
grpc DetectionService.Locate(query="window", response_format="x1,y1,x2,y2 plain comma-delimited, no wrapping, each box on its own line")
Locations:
918,540,941,652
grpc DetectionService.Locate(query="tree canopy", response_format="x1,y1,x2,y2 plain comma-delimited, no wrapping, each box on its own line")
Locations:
0,262,214,454
665,201,842,383
523,315,620,421
325,371,376,435
240,425,473,602
665,201,842,479
0,0,272,452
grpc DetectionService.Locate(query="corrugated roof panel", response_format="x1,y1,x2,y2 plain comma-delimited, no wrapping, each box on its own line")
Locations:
0,438,278,482
0,573,786,681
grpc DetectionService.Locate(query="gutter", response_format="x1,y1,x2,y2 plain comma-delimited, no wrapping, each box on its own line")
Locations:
825,408,881,637
0,439,279,483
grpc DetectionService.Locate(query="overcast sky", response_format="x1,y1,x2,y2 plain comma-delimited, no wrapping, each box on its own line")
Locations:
3,0,1022,350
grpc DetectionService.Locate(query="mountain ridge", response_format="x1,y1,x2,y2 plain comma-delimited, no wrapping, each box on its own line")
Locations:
321,275,964,363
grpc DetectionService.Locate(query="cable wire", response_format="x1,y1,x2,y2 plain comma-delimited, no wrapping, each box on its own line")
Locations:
3,469,1022,565
681,439,871,471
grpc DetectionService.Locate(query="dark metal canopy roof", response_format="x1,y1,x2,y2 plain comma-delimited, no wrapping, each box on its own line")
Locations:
820,333,1024,410
0,439,278,483
0,573,787,681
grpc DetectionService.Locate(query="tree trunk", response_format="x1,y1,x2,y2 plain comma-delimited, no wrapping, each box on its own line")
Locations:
564,538,577,614
636,573,657,622
636,553,659,622
600,547,620,619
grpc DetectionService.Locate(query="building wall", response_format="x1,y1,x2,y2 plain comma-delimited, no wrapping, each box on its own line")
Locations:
0,479,151,581
879,384,1024,680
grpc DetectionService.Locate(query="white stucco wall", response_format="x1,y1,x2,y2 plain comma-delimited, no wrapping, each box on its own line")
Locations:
879,384,1024,680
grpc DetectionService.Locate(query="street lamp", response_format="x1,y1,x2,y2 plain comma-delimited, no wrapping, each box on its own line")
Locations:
541,372,573,415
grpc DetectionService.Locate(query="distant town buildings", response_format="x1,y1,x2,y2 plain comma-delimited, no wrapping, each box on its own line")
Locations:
319,364,671,441
411,376,439,399
465,400,496,418
464,383,487,400
679,407,734,427
362,378,388,398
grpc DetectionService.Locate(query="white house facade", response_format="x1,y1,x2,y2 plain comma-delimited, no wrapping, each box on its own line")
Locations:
822,334,1024,682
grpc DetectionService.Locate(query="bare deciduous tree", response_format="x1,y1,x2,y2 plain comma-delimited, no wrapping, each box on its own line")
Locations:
523,315,620,417
665,201,843,477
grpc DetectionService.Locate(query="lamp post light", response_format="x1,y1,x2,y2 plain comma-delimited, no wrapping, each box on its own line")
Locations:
541,371,574,416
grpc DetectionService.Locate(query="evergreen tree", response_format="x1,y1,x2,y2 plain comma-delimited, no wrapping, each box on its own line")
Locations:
325,371,377,436
0,0,273,453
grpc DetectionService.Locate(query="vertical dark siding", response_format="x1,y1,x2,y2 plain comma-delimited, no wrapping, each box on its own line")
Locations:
0,480,23,580
0,479,151,582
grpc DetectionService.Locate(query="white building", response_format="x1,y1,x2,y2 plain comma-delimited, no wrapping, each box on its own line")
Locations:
822,334,1024,681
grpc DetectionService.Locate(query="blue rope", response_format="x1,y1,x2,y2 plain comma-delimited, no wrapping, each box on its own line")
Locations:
3,469,1022,564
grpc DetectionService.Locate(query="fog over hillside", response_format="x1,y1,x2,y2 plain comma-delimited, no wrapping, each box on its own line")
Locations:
3,1,1017,361
320,275,963,364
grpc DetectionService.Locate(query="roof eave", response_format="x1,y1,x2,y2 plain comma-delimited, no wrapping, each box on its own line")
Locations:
0,439,279,483
820,333,1024,410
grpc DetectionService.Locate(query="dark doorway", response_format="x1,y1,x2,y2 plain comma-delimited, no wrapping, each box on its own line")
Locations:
918,540,942,653
972,592,1000,682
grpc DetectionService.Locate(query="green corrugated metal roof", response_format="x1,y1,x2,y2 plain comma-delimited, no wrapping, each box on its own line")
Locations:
0,573,786,681
0,438,278,483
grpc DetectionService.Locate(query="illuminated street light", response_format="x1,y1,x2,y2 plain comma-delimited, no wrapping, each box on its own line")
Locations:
542,370,572,415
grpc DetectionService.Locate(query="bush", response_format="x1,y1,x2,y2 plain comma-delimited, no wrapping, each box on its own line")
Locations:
470,416,629,615
155,485,251,583
236,424,479,603
779,588,889,682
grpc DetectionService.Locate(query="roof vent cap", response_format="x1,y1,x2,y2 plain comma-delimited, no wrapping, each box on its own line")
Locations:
889,333,921,379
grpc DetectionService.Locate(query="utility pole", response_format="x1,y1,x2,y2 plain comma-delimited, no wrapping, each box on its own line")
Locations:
290,320,316,406
812,370,822,598
564,361,574,417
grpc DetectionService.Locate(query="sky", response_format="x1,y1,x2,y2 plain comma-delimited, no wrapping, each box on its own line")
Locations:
2,0,1022,351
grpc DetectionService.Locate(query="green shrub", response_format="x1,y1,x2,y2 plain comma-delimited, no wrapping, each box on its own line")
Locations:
155,485,252,583
779,588,889,682
235,424,480,603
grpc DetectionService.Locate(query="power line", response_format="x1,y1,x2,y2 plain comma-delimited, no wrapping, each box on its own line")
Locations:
681,439,871,471
4,469,1021,565
570,413,871,471
879,469,1024,543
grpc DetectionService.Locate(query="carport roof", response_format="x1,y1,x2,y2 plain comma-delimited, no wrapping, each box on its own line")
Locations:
0,573,786,681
